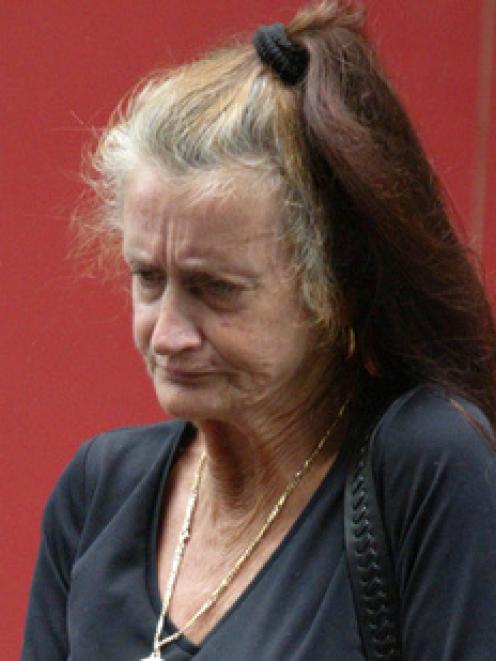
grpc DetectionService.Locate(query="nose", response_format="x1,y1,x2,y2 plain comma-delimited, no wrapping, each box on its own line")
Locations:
150,289,202,357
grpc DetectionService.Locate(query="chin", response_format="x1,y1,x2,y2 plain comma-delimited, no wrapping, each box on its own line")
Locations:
154,383,225,422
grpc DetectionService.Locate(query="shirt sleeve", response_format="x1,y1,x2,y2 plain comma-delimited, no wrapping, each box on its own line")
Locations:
372,387,496,660
21,439,95,661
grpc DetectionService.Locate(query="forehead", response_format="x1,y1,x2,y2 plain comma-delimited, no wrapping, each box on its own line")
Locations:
122,165,285,265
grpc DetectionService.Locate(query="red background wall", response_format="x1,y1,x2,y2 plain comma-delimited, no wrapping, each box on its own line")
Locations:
2,1,495,657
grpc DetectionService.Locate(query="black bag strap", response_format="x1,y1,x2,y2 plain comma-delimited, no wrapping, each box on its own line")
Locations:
344,417,402,660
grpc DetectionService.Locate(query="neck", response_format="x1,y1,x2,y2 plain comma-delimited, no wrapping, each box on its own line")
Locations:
192,399,347,524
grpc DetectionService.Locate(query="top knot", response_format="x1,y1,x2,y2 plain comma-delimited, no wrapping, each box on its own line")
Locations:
253,23,309,86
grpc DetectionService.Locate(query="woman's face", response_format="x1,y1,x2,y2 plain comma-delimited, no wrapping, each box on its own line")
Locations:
122,166,325,426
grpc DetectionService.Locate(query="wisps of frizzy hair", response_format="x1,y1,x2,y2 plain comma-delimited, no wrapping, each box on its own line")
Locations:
76,0,496,430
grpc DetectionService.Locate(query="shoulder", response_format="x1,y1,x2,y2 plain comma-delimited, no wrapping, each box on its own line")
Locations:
371,385,495,485
369,386,496,553
85,417,187,462
82,418,186,490
42,419,187,551
51,418,185,499
354,387,496,656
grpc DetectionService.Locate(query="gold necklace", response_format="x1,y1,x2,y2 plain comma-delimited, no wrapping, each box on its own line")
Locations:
141,404,346,660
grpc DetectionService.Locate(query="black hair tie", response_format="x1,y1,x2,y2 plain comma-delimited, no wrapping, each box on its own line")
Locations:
253,22,309,85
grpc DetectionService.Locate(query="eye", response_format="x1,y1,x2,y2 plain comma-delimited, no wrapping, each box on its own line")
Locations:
203,280,239,296
188,277,240,303
132,268,165,290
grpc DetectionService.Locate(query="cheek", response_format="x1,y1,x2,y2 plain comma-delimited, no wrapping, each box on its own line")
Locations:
210,314,310,379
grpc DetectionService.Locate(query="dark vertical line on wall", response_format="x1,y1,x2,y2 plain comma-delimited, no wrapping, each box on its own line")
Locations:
472,0,496,254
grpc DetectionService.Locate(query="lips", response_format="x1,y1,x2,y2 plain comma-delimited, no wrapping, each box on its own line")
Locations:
154,364,215,383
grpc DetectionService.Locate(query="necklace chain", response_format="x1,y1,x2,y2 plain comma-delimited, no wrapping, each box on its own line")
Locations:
144,404,346,660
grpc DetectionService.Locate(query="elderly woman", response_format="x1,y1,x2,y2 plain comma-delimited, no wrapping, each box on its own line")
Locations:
23,2,496,660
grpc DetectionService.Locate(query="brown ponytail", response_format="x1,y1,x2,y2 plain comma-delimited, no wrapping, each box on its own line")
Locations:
286,1,496,430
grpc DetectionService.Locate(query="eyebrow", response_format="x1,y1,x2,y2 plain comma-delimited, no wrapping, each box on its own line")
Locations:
122,251,150,266
122,251,261,284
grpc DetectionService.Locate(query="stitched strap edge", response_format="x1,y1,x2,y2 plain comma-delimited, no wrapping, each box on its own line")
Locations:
344,428,402,660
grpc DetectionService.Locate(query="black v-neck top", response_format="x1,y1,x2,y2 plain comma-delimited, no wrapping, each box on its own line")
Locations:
22,387,496,660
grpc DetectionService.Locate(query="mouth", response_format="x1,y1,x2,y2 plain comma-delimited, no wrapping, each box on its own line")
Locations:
155,365,215,383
